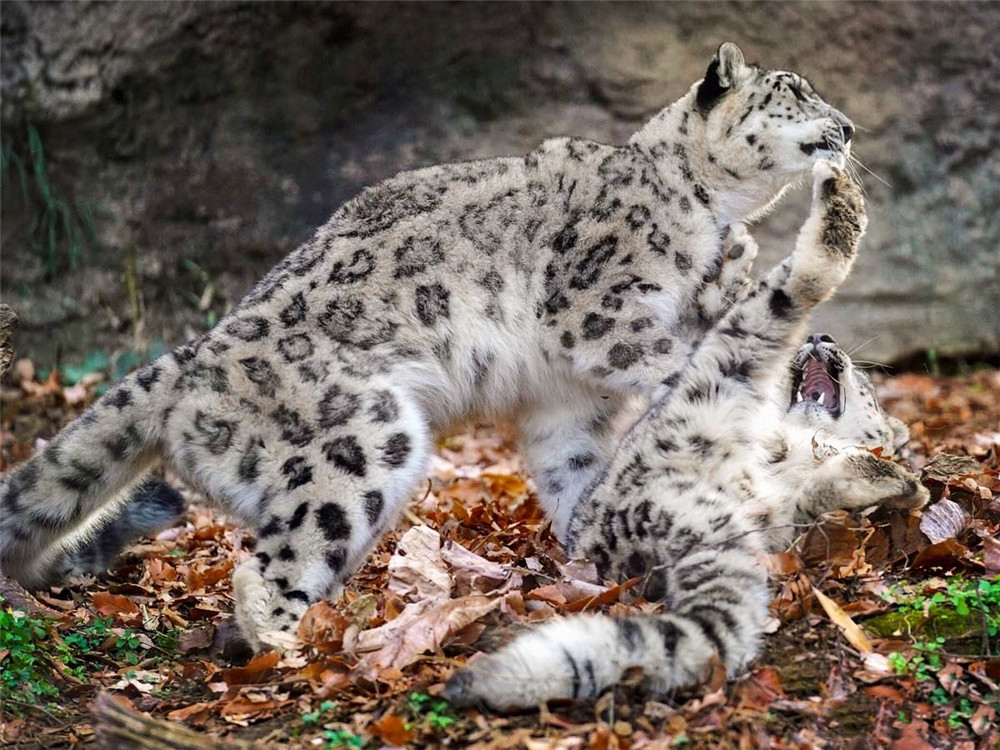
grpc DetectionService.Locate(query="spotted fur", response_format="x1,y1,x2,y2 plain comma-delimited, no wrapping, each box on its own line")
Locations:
443,163,928,709
1,43,859,650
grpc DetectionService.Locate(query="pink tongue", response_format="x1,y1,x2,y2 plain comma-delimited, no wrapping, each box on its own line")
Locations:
802,360,838,409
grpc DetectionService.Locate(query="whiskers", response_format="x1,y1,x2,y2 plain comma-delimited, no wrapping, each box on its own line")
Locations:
845,335,882,358
848,153,892,191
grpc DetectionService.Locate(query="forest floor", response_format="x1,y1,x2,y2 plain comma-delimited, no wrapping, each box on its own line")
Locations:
0,362,998,749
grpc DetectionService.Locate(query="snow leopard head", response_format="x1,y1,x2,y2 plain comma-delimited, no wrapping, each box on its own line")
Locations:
692,42,854,195
784,334,910,456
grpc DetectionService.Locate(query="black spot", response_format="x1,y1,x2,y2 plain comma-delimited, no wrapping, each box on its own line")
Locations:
368,390,400,423
601,294,623,311
226,316,270,342
617,619,644,651
238,437,264,482
655,619,680,654
103,425,142,461
279,292,308,327
272,607,286,617
608,342,643,370
329,249,376,285
769,289,793,319
175,363,230,394
364,490,385,527
394,235,445,279
560,330,575,349
570,235,618,291
380,433,411,468
318,384,361,428
552,222,578,255
259,516,283,538
282,458,314,492
653,338,673,355
287,501,310,530
192,411,235,455
674,252,692,273
274,576,289,590
582,312,615,340
684,607,729,662
326,548,347,572
614,454,650,494
693,184,711,207
277,333,314,362
271,406,315,448
136,365,161,392
630,317,653,332
316,502,351,541
568,454,595,471
647,225,671,255
285,590,310,603
625,205,650,230
255,551,272,567
323,436,366,477
279,546,296,561
239,357,279,398
414,283,450,326
478,270,504,293
106,387,133,410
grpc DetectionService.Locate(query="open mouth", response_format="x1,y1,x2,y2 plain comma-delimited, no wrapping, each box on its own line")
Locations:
790,355,843,416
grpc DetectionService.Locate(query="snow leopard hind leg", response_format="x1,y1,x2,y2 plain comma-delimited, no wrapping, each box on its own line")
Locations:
147,360,431,652
442,161,866,709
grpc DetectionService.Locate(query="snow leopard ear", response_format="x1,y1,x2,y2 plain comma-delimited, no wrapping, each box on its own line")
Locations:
887,416,911,452
696,42,749,115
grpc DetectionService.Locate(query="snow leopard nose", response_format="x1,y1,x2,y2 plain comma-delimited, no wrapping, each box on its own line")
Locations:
840,120,855,143
808,333,836,347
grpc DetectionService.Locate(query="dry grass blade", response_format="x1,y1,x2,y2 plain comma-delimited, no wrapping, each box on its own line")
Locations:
812,586,873,654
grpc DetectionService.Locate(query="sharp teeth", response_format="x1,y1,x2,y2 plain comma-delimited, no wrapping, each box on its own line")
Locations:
796,391,804,403
817,392,826,406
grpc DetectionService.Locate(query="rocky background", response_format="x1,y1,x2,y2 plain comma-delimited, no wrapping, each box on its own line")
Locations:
2,1,998,369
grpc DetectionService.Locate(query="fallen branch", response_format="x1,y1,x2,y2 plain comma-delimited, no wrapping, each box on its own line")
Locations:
93,693,265,750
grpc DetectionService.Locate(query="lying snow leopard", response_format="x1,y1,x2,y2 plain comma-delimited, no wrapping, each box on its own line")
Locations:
443,163,929,709
0,43,857,649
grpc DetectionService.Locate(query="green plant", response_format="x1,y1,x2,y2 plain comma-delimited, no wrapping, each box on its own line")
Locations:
302,700,338,725
878,577,1000,652
1,124,105,278
888,636,945,682
322,729,364,748
0,606,62,706
407,691,457,731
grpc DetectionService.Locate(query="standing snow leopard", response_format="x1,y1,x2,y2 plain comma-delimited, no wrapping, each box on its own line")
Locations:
0,43,858,649
443,163,928,709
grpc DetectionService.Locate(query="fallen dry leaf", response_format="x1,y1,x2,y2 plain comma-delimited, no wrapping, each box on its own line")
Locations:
388,525,451,603
91,592,141,623
370,713,415,745
919,498,971,543
355,594,504,678
220,651,279,686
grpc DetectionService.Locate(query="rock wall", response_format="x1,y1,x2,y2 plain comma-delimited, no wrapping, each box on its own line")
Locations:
2,1,998,367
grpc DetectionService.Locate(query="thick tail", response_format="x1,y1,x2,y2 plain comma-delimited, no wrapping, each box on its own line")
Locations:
442,541,771,709
0,356,177,586
40,478,186,585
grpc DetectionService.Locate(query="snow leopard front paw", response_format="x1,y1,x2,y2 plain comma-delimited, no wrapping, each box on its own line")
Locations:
811,161,867,259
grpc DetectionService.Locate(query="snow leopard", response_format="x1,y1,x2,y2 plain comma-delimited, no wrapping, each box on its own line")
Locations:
442,162,929,709
0,43,859,650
